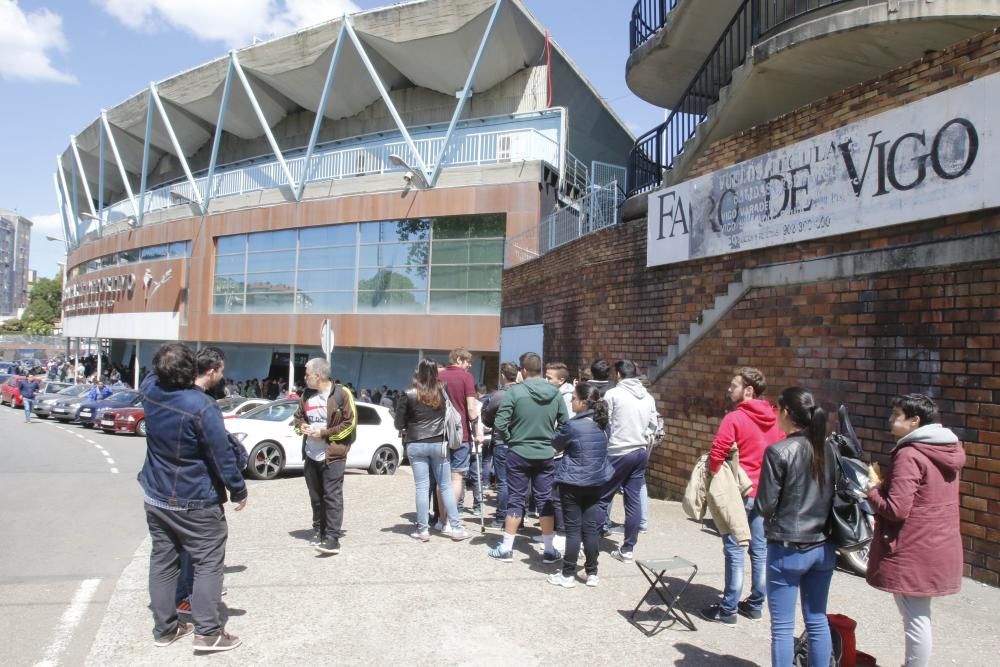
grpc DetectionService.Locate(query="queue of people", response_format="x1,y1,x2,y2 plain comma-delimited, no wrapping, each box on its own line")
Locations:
134,342,964,665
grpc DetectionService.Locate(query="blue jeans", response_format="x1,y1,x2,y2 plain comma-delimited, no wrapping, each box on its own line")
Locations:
23,397,34,422
598,449,648,552
407,441,461,532
492,444,508,522
721,495,767,615
767,541,835,667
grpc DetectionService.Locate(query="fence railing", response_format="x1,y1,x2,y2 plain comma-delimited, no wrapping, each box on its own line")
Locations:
505,181,624,268
103,124,564,225
626,0,856,196
630,0,680,51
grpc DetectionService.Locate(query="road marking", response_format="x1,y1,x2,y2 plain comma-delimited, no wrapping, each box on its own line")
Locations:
105,458,115,465
74,433,85,439
110,468,119,474
33,578,100,667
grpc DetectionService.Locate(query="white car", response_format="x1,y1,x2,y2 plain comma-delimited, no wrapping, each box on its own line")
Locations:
218,397,272,419
225,399,403,480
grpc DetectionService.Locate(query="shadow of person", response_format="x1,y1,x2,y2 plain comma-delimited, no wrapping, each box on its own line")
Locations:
223,565,247,574
673,642,759,666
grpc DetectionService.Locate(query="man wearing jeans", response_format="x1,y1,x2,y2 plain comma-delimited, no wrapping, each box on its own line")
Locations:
17,376,39,422
437,348,481,527
701,367,783,625
488,352,568,563
481,362,519,528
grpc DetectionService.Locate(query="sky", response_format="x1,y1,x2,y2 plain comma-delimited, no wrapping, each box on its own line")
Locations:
0,0,664,280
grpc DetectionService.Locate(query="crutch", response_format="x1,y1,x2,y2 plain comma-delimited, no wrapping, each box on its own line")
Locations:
473,418,487,533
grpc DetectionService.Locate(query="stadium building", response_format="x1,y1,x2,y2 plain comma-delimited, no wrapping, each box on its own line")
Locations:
502,2,1000,583
55,0,632,388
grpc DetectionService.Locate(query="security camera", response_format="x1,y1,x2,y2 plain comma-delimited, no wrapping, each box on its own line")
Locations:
403,171,413,183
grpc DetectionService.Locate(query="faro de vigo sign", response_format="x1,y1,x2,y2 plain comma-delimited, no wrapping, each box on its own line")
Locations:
63,272,136,314
647,72,1000,267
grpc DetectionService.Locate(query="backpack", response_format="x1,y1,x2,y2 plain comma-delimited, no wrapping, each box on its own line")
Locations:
442,390,464,450
828,406,874,551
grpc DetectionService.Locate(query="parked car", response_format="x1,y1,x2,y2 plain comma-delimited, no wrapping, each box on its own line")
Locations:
34,384,91,419
50,392,93,422
2,378,71,409
77,390,143,428
225,399,403,480
99,405,146,436
218,397,271,419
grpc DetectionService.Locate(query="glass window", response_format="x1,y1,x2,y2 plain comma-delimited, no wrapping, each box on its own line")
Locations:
244,401,297,421
356,405,381,425
299,224,355,247
430,240,469,264
168,241,191,258
246,292,296,313
245,272,295,293
246,250,296,273
432,214,505,239
213,293,244,312
357,266,427,291
214,274,246,293
217,235,245,255
295,291,354,313
469,239,504,263
297,269,355,291
215,254,245,276
358,242,427,268
141,245,168,261
118,249,140,265
298,246,355,270
248,229,296,251
429,290,500,314
357,290,427,313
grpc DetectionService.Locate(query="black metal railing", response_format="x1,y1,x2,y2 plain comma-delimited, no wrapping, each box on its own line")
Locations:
630,0,680,51
627,0,855,196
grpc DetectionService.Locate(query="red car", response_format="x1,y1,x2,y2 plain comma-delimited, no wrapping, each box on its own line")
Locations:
1,375,43,408
100,406,147,436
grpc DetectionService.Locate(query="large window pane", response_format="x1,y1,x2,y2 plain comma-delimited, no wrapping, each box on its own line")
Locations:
168,241,191,258
359,242,428,267
141,245,169,260
245,272,295,292
429,290,500,314
217,235,245,255
359,219,429,244
118,249,140,264
213,294,245,313
430,266,500,290
246,250,296,273
248,229,296,251
358,267,427,291
430,240,469,264
298,246,355,270
299,224,355,247
433,214,505,239
468,239,504,263
246,292,295,313
215,254,245,275
357,290,426,313
214,274,246,293
297,269,355,290
295,291,354,313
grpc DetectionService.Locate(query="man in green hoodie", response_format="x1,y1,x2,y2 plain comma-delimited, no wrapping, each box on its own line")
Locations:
488,352,569,563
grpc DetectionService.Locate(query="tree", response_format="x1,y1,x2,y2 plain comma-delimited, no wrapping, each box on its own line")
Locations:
22,276,62,323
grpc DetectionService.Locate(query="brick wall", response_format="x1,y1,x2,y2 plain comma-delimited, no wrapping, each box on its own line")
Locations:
502,28,1000,584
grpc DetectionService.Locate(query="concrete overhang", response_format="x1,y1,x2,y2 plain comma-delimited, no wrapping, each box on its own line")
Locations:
626,0,744,108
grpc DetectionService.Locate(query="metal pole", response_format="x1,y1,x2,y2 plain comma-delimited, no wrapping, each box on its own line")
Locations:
288,344,295,394
97,341,102,381
150,82,205,210
204,60,235,212
134,339,141,388
137,89,155,227
101,111,139,219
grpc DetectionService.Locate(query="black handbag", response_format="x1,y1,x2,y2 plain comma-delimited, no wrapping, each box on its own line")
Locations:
828,430,874,551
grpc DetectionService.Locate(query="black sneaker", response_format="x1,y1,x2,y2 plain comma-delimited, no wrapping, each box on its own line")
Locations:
700,604,737,626
315,537,341,555
737,599,762,620
309,530,323,546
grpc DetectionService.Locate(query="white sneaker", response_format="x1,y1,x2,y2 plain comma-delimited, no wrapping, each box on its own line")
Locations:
547,573,576,588
586,575,600,587
410,530,430,542
433,521,454,535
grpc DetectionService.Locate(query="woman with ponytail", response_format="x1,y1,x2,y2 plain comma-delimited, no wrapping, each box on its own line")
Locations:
755,387,836,667
547,384,614,588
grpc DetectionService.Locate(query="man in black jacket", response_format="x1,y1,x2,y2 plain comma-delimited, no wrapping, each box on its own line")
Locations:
480,361,519,528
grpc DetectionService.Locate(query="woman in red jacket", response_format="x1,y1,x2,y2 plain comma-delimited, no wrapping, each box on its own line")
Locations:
866,394,965,667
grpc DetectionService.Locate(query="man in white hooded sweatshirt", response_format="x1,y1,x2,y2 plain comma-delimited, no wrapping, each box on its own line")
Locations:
600,359,658,562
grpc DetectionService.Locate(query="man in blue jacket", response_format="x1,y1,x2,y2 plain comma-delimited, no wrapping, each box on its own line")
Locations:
138,343,247,652
17,376,39,422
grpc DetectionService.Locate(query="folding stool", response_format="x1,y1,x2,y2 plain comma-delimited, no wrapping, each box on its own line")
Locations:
629,556,698,634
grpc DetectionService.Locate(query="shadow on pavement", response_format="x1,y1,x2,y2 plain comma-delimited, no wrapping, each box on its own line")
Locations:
673,643,759,666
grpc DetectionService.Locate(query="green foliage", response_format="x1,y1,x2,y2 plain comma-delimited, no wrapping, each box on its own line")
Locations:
8,274,62,335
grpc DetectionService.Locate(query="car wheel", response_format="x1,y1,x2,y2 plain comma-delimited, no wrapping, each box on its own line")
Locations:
134,419,147,437
368,445,400,475
247,441,284,480
82,422,93,429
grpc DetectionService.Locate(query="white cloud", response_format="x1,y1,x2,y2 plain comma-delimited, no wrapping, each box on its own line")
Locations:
98,0,360,47
0,1,76,83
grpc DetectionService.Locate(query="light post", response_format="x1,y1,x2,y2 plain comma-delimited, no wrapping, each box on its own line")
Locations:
46,235,71,381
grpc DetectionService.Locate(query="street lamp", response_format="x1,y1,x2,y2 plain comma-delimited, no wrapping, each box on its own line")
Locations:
388,154,430,189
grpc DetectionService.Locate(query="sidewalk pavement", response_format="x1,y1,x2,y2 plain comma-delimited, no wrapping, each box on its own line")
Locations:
87,467,999,666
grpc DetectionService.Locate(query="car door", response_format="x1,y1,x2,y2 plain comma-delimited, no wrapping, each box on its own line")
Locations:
346,404,380,468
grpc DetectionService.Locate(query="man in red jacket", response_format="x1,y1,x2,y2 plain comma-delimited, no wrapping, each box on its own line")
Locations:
701,367,783,626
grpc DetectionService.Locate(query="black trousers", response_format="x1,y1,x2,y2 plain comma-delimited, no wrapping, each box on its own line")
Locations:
303,457,346,537
560,484,603,577
145,503,228,638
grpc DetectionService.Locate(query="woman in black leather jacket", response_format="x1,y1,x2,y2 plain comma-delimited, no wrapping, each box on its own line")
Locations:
394,358,467,542
755,387,836,667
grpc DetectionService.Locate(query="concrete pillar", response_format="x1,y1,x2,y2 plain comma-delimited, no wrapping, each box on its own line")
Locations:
97,340,103,381
134,340,141,388
288,344,295,394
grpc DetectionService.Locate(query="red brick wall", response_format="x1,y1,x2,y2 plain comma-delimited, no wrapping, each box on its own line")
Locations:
502,28,1000,584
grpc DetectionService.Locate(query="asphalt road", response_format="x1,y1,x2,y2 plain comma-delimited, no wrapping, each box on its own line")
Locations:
0,405,149,667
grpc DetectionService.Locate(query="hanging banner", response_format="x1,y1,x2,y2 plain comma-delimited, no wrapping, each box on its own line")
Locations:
647,72,1000,267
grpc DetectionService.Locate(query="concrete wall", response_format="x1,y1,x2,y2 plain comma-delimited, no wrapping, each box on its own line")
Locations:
500,29,1000,585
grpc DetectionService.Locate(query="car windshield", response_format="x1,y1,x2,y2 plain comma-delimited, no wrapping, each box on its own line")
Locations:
217,397,247,411
107,391,139,402
242,401,296,422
